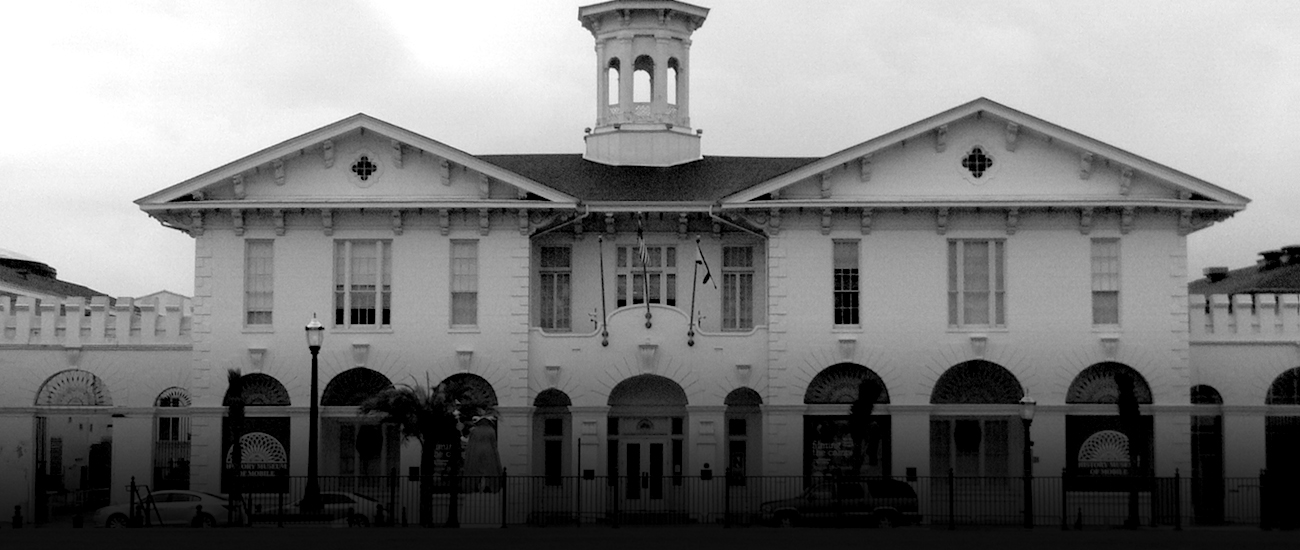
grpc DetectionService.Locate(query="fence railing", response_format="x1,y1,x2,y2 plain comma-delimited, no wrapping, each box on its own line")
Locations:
216,471,1291,529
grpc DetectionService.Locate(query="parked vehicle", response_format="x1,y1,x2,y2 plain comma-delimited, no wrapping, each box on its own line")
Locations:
276,491,379,526
89,490,238,528
759,479,922,527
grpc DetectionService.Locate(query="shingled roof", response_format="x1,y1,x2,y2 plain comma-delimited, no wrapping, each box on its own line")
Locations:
476,154,818,202
1189,246,1300,295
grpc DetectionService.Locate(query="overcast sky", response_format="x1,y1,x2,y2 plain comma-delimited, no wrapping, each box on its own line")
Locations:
3,0,1297,298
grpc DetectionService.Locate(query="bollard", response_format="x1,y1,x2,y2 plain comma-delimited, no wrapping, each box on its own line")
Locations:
11,505,23,529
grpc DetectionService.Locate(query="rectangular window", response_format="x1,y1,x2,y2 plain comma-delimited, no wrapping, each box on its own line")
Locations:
947,240,1005,327
539,246,572,331
333,240,392,328
451,241,478,326
1092,239,1120,325
244,240,273,325
722,246,755,330
833,241,860,326
616,245,676,308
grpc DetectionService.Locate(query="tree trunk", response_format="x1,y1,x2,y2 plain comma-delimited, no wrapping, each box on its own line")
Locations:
419,441,435,527
445,437,462,528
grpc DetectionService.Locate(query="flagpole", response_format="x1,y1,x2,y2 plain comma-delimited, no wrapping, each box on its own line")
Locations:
639,214,652,329
599,235,609,347
687,253,699,347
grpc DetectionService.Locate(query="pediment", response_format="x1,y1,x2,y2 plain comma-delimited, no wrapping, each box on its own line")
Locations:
136,114,577,210
724,98,1249,211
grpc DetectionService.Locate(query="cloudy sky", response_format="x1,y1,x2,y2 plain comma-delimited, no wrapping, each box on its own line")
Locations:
3,0,1297,298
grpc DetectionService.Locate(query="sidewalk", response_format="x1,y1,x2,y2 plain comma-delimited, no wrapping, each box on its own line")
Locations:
3,525,1297,550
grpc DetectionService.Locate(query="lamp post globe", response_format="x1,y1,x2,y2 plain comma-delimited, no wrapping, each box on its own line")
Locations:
303,315,325,512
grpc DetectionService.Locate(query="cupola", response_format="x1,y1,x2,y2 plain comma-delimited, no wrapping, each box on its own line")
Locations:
579,1,709,167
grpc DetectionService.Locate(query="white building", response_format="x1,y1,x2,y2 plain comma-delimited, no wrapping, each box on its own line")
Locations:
4,0,1296,527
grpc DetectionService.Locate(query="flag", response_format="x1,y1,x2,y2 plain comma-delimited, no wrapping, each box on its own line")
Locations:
636,218,651,267
695,237,716,289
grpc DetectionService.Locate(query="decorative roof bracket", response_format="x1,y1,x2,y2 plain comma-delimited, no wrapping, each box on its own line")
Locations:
1079,152,1094,180
1004,122,1020,152
935,124,948,153
858,154,872,182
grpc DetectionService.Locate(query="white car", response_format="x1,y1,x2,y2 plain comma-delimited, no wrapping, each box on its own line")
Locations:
90,490,239,527
276,491,380,526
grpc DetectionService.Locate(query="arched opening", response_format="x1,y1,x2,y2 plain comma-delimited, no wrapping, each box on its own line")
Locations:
632,55,654,104
1063,362,1154,490
33,369,115,523
154,387,191,490
607,374,687,505
929,360,1023,484
438,373,501,492
533,389,572,486
322,368,393,406
606,58,620,107
1266,367,1300,483
724,388,762,485
804,363,891,482
321,368,398,481
223,373,290,406
1191,384,1224,524
667,57,679,106
221,373,291,494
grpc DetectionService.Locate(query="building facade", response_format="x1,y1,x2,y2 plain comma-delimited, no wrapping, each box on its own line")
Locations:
4,0,1296,526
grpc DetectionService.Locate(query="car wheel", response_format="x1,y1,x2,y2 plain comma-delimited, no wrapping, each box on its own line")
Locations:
105,514,130,528
775,512,797,528
874,511,899,528
197,513,217,528
354,514,370,527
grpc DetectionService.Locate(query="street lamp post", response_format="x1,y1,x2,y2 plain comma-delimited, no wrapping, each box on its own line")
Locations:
1020,395,1036,529
303,315,325,513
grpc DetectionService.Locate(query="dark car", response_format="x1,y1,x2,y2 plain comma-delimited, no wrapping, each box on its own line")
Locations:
759,479,922,527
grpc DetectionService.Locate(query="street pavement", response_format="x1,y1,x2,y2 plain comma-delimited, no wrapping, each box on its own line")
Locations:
2,525,1298,550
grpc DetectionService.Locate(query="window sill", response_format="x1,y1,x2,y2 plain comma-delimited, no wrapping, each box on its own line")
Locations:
330,327,395,334
1091,326,1122,332
242,326,275,334
831,326,862,333
449,327,481,334
946,326,1009,333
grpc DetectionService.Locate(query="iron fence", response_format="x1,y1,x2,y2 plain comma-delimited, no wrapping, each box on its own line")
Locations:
217,471,1279,528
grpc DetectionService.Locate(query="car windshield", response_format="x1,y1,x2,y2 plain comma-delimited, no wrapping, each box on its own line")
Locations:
200,492,228,501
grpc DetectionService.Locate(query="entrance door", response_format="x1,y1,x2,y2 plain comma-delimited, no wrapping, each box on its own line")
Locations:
620,438,669,510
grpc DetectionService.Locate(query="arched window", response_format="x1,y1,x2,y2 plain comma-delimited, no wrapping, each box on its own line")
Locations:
223,373,290,406
930,360,1022,405
534,389,572,485
440,372,498,408
929,361,1022,480
1266,368,1300,480
321,368,393,406
804,363,890,405
633,55,654,103
1191,384,1224,523
35,369,112,406
1065,362,1152,404
154,387,191,490
725,388,762,484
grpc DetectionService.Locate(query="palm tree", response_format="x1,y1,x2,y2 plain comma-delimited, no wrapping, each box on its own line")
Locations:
1116,373,1143,529
848,378,883,477
359,375,491,527
224,369,245,526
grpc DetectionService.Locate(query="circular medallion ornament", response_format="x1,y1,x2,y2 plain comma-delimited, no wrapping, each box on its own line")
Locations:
225,431,288,466
1077,429,1130,463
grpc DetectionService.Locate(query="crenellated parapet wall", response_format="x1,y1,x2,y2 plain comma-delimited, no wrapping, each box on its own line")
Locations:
1189,293,1300,342
0,295,192,347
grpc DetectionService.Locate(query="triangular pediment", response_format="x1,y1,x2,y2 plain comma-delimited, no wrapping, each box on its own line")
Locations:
724,98,1249,211
135,114,578,211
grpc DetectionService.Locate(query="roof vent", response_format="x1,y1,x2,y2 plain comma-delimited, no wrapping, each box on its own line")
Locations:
1203,266,1229,282
1260,250,1284,270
